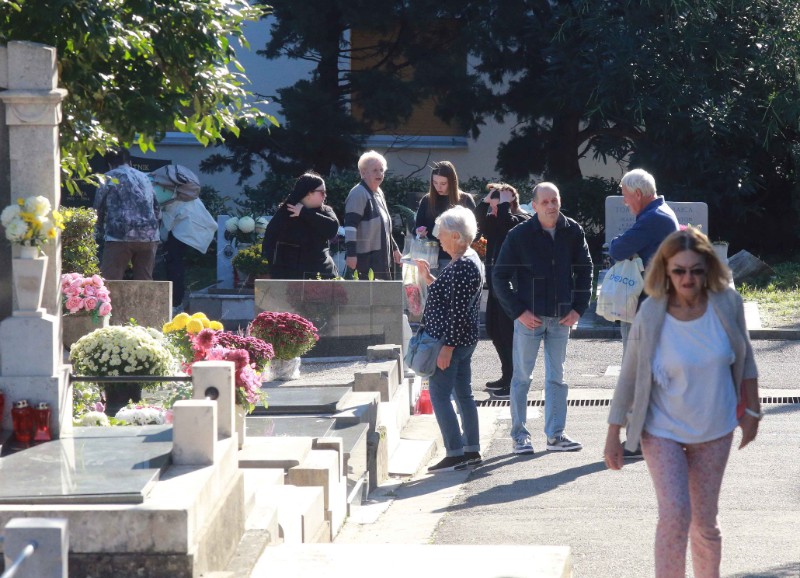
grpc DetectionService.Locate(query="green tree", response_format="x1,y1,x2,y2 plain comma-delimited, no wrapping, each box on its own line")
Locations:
462,0,800,255
0,0,277,192
201,0,491,179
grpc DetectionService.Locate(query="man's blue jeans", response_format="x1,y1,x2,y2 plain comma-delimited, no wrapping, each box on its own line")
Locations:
510,317,570,442
428,342,480,457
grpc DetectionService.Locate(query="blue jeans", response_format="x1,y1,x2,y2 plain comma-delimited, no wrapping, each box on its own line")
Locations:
510,317,570,442
428,342,480,457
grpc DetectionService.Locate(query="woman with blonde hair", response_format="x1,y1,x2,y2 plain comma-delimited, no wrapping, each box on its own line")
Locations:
604,227,761,578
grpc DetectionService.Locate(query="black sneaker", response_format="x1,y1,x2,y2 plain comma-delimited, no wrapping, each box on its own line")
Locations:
623,446,643,460
491,387,510,400
427,455,469,473
456,451,482,468
485,379,508,391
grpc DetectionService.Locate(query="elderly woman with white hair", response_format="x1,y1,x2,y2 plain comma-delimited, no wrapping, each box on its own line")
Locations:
413,205,485,472
343,150,402,280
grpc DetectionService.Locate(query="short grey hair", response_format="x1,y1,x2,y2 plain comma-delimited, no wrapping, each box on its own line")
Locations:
358,150,387,173
435,205,478,247
620,169,656,198
532,181,559,202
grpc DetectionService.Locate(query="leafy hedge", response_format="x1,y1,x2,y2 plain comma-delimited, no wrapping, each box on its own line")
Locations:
60,206,100,275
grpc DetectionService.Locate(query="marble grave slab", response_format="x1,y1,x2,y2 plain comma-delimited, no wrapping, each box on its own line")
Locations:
0,426,172,505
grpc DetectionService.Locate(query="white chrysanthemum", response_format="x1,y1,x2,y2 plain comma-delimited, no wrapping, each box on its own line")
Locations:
4,217,28,241
79,411,110,427
24,195,51,216
1,204,20,227
238,216,255,233
225,217,239,232
255,216,269,235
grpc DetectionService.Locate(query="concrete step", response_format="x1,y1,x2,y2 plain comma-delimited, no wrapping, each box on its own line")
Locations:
256,485,327,545
250,544,572,577
388,414,441,478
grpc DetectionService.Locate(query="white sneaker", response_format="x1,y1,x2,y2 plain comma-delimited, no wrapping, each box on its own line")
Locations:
546,433,583,452
513,436,534,455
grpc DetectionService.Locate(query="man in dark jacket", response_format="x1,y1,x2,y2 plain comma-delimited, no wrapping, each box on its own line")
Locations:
493,182,593,455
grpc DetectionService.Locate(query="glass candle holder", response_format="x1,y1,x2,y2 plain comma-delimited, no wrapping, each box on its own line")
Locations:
11,399,34,444
34,401,52,442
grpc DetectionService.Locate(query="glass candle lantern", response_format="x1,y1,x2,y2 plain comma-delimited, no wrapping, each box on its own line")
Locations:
33,401,52,442
11,399,34,444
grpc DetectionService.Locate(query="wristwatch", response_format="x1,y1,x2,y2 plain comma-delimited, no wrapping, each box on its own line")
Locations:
744,407,764,420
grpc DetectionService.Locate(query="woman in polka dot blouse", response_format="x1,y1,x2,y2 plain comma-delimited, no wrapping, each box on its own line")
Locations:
412,205,485,473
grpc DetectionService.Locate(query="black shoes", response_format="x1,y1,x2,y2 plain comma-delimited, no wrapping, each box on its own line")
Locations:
491,387,510,400
623,445,644,460
428,455,469,472
428,452,482,473
485,379,509,391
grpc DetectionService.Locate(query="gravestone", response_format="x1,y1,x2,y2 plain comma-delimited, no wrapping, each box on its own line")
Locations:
254,279,405,357
604,196,708,245
215,215,236,289
106,280,172,329
0,41,70,436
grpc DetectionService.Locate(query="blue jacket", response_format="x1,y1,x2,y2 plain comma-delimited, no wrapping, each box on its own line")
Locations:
609,197,679,268
492,213,593,320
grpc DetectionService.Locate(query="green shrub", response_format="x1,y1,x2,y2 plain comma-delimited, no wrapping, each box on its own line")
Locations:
61,206,100,275
232,244,270,277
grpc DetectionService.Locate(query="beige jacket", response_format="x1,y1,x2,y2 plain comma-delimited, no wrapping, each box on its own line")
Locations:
608,288,758,450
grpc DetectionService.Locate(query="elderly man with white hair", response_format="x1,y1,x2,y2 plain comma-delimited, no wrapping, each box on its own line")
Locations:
343,150,402,280
609,168,679,458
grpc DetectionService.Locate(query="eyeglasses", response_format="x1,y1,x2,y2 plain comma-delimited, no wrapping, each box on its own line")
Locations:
669,267,706,277
311,188,326,194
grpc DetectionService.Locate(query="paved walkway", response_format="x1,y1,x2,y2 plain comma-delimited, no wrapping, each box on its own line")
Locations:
337,401,800,577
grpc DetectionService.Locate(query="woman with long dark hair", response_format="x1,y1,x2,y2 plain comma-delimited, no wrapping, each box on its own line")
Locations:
261,172,340,279
414,161,476,272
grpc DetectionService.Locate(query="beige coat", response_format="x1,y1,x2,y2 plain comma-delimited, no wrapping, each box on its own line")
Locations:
608,287,758,450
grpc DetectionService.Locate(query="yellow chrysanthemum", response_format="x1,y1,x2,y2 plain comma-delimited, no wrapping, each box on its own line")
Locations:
185,318,204,334
191,312,209,322
162,322,175,333
209,321,224,331
172,312,191,330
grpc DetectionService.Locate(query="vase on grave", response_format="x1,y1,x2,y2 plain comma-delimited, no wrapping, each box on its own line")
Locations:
12,245,47,314
712,241,729,264
270,357,301,381
102,382,143,417
235,404,246,449
63,312,110,349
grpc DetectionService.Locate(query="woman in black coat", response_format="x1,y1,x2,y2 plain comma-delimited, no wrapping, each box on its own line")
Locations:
261,172,340,279
475,183,531,398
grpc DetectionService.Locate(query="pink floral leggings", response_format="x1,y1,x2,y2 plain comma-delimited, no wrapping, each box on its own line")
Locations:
641,430,734,578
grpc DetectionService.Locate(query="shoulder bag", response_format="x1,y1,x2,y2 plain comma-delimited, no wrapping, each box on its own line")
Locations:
404,271,483,376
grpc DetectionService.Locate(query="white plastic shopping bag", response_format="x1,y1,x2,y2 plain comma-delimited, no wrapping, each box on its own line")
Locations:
596,257,644,323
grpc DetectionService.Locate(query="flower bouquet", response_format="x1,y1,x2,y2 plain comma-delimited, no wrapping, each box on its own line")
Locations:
162,312,224,370
224,215,264,247
60,273,112,320
470,235,487,260
249,311,319,360
69,325,175,415
115,403,171,425
192,329,266,414
215,331,274,373
1,195,64,250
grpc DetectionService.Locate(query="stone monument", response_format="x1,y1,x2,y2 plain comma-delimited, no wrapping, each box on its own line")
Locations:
0,41,70,437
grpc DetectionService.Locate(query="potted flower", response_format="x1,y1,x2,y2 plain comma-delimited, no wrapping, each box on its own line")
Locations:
60,272,113,348
162,311,224,370
249,311,319,380
215,331,274,373
231,244,270,288
1,195,65,312
69,325,175,416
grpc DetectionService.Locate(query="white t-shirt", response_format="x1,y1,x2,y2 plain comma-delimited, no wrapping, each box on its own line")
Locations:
645,306,738,443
